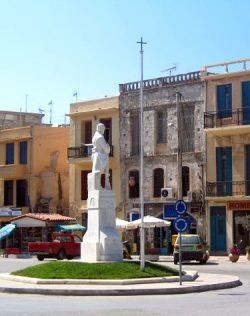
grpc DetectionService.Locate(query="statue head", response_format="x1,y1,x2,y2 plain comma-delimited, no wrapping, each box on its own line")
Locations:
96,123,105,135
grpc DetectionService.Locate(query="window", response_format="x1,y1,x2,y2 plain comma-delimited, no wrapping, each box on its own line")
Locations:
81,170,91,200
6,143,14,164
216,147,232,196
242,81,250,124
245,145,250,195
84,121,92,144
181,106,194,152
100,118,112,144
82,213,88,230
19,141,27,164
157,111,167,143
130,115,139,156
128,170,139,198
182,166,190,197
153,168,164,197
4,180,13,205
81,169,113,200
101,170,112,189
16,179,28,207
217,84,232,118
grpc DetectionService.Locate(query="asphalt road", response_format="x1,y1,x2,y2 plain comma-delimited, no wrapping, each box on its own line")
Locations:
0,256,248,316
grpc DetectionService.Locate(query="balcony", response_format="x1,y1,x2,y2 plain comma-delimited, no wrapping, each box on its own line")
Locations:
206,181,250,197
204,108,250,136
204,108,250,128
67,144,114,160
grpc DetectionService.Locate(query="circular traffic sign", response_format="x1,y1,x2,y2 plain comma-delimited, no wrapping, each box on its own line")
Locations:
174,217,188,233
175,200,187,215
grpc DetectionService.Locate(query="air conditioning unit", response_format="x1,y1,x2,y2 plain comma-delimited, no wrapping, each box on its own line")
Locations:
161,187,173,199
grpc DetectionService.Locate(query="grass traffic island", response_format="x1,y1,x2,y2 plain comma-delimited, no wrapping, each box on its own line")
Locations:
11,261,181,280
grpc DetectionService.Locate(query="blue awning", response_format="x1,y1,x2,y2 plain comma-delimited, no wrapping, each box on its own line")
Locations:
0,224,16,241
56,224,86,232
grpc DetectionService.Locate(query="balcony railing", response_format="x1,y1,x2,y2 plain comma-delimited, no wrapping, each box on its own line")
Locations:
204,108,250,129
119,71,201,93
206,181,250,197
67,144,113,159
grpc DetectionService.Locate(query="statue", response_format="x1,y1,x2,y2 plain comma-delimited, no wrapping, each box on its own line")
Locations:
91,123,111,190
82,122,123,262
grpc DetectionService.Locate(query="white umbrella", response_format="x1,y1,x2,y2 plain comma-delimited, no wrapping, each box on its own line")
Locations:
126,215,171,229
116,218,129,229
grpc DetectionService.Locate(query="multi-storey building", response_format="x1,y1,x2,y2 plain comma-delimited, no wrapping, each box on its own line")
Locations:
119,71,206,254
0,125,70,226
203,58,250,254
0,110,44,129
67,96,122,228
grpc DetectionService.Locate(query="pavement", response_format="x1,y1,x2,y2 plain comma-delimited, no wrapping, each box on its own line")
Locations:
0,256,245,296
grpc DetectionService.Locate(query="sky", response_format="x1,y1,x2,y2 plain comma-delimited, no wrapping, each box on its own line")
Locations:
0,0,250,124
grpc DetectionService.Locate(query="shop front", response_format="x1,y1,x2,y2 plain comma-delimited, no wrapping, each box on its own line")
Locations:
228,201,250,254
9,213,78,254
0,208,22,253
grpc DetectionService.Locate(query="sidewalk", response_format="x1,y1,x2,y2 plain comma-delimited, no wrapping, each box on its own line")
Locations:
0,270,242,296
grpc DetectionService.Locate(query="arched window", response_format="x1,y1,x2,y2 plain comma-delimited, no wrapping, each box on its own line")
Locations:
153,168,164,197
128,170,139,198
182,166,190,196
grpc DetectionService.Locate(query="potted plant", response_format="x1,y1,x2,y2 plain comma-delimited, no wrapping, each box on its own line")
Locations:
245,246,250,261
229,244,240,263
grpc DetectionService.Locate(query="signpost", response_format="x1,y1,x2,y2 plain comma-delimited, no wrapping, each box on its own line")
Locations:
174,200,188,285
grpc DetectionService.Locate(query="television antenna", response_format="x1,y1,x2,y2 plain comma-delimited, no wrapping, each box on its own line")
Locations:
161,64,177,76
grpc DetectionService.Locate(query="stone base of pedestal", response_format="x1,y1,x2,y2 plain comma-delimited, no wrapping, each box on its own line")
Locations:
81,188,123,262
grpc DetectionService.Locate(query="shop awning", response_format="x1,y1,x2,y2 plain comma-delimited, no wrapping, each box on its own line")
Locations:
0,224,16,241
127,215,171,229
56,224,86,232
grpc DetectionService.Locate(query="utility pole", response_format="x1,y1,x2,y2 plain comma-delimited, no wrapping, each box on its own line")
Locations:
176,92,182,200
137,37,147,271
48,101,53,125
176,91,183,285
25,94,28,112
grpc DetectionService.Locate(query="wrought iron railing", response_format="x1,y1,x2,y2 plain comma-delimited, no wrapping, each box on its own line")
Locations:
206,181,250,197
67,144,113,159
204,107,250,129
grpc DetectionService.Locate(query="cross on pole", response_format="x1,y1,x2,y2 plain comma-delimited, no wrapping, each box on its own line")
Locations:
136,37,147,271
137,37,147,52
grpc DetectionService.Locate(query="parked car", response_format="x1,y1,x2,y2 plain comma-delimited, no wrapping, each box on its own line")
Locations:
28,232,82,261
173,234,209,264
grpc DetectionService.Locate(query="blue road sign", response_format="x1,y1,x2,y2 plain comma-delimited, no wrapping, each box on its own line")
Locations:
174,217,188,233
175,200,187,215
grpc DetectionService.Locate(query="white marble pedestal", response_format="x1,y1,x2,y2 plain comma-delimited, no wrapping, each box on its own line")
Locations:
81,189,123,262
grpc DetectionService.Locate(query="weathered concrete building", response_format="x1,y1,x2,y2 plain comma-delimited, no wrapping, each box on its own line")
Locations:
119,71,206,253
0,111,44,129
